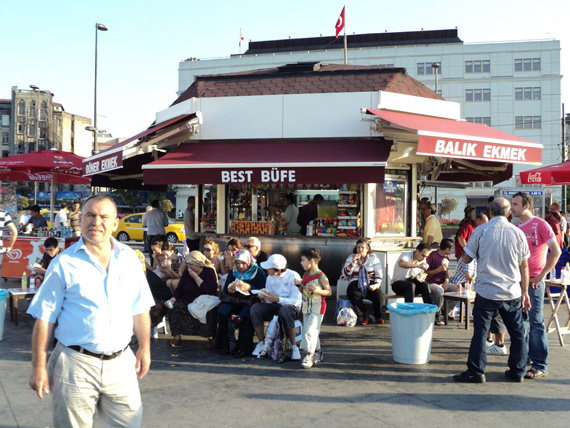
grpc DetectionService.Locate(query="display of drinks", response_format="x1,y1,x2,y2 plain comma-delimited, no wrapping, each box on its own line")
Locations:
550,268,557,280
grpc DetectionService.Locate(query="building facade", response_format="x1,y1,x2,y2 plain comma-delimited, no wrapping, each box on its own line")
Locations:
4,86,93,158
177,29,562,218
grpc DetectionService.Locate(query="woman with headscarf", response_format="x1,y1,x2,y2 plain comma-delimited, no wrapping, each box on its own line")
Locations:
166,251,219,348
216,249,267,357
343,238,384,325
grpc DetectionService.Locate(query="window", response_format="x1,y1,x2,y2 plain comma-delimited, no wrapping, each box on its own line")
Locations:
1,133,8,145
28,124,37,137
17,100,25,115
465,89,490,102
466,117,491,126
126,215,142,224
2,151,9,158
515,116,541,129
1,115,9,126
515,86,541,101
417,62,441,75
374,178,407,236
515,58,540,72
17,123,24,134
40,101,48,120
465,60,489,73
28,100,36,118
39,123,47,139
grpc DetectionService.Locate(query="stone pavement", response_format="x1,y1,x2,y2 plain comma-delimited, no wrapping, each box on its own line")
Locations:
1,281,570,428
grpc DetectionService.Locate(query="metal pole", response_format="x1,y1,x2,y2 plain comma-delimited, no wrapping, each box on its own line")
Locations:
94,23,98,155
563,103,566,210
343,26,348,65
34,88,40,204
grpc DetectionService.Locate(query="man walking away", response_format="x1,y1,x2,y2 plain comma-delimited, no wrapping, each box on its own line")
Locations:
184,196,200,252
512,192,560,379
422,203,443,248
454,198,531,384
27,195,154,427
143,199,168,263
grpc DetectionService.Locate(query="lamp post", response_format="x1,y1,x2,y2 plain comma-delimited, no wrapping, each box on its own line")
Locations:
94,23,108,156
29,84,40,204
432,62,440,94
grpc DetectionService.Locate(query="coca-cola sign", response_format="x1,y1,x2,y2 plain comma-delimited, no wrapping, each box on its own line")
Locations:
27,172,52,181
526,172,542,183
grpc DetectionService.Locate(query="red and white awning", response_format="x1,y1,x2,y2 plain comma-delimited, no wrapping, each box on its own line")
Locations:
142,140,391,185
367,109,542,165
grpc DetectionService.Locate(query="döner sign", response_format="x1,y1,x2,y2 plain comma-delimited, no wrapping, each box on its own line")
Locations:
82,153,123,176
221,168,296,183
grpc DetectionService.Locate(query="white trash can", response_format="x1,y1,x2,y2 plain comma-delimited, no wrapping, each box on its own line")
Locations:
388,302,438,364
0,289,8,341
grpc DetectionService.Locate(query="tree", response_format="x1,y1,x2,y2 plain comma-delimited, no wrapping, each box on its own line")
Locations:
439,198,458,219
17,196,29,210
109,189,143,211
160,199,174,215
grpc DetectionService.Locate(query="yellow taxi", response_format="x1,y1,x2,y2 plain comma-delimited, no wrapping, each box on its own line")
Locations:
113,212,186,243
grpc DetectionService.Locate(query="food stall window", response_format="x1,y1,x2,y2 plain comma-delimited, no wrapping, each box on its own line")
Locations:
226,184,362,238
374,175,408,236
200,185,217,233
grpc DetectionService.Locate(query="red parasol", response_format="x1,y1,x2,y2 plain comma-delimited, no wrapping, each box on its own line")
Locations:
0,150,91,225
519,161,570,186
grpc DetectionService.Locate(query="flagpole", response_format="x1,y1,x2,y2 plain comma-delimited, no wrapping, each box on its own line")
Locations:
239,28,242,55
343,16,347,64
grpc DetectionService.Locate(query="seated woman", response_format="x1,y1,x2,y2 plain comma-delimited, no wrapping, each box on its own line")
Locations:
216,249,266,357
250,254,302,359
155,243,184,294
343,238,384,325
180,240,222,288
165,251,219,348
390,243,432,303
32,237,62,285
219,238,245,276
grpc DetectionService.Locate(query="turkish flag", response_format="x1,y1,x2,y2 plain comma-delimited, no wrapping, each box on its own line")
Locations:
335,6,345,38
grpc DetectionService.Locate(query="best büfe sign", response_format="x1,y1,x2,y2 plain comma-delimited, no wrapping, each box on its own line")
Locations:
83,153,123,176
417,135,542,164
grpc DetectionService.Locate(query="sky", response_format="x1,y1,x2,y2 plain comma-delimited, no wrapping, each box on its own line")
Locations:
1,0,567,139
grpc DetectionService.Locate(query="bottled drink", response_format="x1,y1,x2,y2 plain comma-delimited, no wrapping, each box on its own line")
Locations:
29,274,36,290
21,271,28,290
456,283,462,293
550,268,557,281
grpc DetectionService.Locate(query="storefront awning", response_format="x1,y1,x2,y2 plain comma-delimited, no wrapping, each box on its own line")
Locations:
366,109,542,165
520,161,570,185
143,140,391,185
82,113,198,177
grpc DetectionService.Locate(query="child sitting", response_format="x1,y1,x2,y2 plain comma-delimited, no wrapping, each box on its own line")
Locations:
299,248,331,369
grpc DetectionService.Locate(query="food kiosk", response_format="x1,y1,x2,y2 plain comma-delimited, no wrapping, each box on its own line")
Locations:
83,63,543,292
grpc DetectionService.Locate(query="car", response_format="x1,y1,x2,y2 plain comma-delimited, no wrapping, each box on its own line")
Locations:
113,213,186,243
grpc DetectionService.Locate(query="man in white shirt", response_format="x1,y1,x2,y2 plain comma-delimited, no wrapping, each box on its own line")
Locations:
250,254,302,360
183,197,200,252
54,202,68,227
551,202,567,235
142,200,168,263
19,208,33,234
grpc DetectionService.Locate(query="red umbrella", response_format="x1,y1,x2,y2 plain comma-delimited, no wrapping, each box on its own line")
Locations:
520,161,570,185
0,150,91,225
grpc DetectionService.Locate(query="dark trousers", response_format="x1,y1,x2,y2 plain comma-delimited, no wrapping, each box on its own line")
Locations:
216,304,256,355
146,270,172,301
346,281,382,318
391,277,432,303
186,238,200,252
250,302,300,331
466,294,527,377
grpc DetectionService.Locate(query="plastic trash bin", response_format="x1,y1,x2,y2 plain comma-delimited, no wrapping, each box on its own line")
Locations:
0,289,8,341
388,302,438,364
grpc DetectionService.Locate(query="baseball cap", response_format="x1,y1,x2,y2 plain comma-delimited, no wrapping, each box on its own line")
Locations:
260,254,287,270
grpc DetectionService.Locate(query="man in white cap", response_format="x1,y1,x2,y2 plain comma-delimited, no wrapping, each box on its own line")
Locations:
250,254,302,359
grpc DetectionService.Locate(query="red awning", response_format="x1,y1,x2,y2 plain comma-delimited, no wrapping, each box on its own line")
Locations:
143,140,391,185
367,109,542,165
82,113,196,177
520,161,570,185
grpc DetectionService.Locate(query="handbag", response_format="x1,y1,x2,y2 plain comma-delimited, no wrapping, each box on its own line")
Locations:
220,293,259,307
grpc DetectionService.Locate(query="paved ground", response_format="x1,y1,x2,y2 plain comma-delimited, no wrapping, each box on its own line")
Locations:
1,243,570,427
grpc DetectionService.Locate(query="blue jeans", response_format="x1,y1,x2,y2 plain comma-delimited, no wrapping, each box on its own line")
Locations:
466,295,527,377
524,281,548,372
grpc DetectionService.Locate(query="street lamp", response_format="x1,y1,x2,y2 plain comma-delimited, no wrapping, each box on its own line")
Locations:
29,84,40,203
94,22,108,156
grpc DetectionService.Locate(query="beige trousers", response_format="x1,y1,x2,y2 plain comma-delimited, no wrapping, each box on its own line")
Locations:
48,342,143,428
300,312,323,354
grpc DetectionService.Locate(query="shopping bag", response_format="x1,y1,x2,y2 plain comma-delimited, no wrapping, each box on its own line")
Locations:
337,307,357,327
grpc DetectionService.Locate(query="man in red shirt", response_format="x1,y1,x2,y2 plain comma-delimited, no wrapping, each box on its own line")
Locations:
455,205,476,259
545,207,562,248
512,193,561,379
